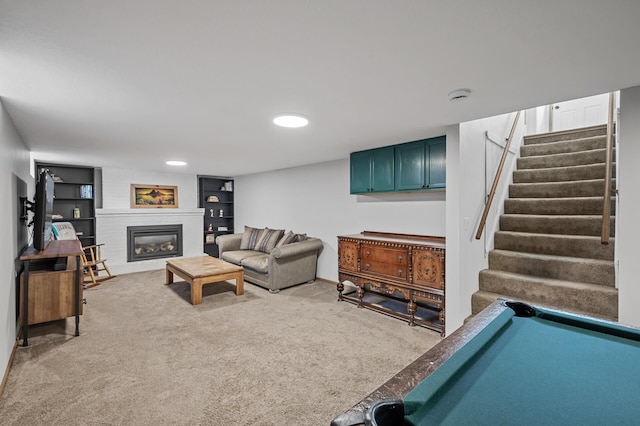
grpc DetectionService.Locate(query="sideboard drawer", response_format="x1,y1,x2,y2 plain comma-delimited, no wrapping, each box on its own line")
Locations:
360,244,408,281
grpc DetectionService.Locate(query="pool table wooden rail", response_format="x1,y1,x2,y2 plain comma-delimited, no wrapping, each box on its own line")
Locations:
330,300,508,426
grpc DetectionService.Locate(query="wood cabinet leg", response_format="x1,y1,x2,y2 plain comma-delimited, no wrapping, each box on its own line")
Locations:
356,285,365,308
337,281,344,301
407,300,417,326
22,260,30,346
75,255,81,336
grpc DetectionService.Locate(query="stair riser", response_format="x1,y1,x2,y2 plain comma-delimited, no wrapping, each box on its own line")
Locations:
518,149,607,169
513,164,615,183
521,136,606,157
472,292,617,321
488,251,614,286
509,180,613,198
500,215,615,237
475,277,617,319
524,125,607,145
480,271,618,316
504,198,615,215
494,232,614,261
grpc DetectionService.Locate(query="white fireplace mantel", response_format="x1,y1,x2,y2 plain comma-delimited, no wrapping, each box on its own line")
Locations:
96,208,204,217
96,208,205,275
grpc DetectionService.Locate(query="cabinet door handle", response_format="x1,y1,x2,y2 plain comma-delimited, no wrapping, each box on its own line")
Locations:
424,267,430,274
398,255,403,262
365,251,370,257
398,269,403,277
365,263,370,270
422,184,426,188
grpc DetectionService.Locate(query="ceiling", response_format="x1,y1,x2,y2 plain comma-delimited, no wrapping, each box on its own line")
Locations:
2,1,640,177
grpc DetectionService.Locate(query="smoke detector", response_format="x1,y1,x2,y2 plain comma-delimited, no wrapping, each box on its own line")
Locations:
448,89,471,102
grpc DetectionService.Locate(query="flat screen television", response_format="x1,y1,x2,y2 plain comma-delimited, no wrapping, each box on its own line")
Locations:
32,169,55,252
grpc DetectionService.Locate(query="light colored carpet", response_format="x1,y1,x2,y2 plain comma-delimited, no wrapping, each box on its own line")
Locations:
1,269,441,425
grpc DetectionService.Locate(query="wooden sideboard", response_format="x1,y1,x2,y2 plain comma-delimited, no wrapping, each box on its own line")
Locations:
337,231,445,335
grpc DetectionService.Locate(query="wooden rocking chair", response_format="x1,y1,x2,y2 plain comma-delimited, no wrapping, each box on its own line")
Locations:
52,222,116,288
80,243,115,288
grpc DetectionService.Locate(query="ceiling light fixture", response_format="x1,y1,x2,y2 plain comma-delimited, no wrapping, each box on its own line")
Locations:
273,113,309,128
448,88,471,102
166,160,187,166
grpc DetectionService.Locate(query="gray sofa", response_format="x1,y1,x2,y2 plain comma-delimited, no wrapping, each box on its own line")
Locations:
216,231,323,293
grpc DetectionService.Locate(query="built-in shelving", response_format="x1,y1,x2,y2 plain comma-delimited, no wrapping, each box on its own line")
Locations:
198,176,234,257
35,162,97,247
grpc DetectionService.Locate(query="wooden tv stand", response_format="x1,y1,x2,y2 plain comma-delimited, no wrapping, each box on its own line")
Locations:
19,240,84,346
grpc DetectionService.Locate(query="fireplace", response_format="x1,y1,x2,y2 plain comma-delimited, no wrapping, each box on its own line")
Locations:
127,224,183,262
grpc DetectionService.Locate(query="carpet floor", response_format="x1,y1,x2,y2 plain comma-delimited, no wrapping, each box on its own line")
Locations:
0,269,441,425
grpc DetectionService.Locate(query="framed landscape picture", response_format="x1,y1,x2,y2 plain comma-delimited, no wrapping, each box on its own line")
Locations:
131,184,178,208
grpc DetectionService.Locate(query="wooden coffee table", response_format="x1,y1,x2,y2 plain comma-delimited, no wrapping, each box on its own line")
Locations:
166,256,244,305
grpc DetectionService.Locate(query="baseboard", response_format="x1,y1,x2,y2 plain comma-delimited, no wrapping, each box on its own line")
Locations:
315,277,337,286
0,337,19,398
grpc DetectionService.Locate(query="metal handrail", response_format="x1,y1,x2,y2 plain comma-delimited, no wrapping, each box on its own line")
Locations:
475,111,521,240
601,92,616,244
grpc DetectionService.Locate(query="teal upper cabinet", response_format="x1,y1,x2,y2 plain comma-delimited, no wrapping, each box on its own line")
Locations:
395,136,446,191
350,146,395,194
427,137,446,189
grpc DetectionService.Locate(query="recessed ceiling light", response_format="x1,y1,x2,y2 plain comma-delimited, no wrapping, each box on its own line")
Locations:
166,160,187,166
448,89,471,102
273,113,309,128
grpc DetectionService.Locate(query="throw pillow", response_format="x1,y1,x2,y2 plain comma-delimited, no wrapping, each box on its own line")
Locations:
254,228,285,253
295,233,307,242
240,226,264,250
276,231,297,247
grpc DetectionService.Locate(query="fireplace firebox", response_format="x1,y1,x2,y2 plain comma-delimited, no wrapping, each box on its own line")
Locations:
127,224,183,262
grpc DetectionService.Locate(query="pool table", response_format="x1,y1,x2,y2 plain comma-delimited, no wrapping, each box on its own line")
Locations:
331,299,640,425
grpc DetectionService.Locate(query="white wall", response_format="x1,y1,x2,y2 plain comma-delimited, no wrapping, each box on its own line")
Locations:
101,167,198,209
525,105,551,135
616,85,640,326
234,158,446,283
0,99,32,383
444,126,461,333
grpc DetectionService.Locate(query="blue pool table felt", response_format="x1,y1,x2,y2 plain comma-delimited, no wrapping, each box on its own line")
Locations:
404,308,640,425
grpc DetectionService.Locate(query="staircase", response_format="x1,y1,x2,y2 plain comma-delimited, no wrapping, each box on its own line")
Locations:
473,124,618,321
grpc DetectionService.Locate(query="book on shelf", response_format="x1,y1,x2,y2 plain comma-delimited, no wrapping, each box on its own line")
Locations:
80,184,93,199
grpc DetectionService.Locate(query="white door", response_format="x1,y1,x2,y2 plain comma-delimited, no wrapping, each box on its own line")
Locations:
551,93,610,132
